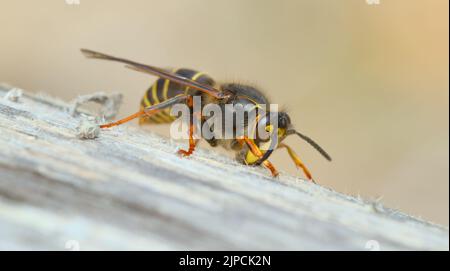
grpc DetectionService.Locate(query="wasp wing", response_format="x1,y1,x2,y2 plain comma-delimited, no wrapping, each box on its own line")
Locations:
81,49,226,99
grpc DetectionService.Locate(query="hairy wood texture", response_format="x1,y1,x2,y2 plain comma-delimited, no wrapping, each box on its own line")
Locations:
0,85,448,250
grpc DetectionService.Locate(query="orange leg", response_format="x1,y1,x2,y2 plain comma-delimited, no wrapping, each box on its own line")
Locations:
238,136,279,177
99,94,188,129
177,123,198,156
177,96,198,157
278,143,315,183
100,110,146,128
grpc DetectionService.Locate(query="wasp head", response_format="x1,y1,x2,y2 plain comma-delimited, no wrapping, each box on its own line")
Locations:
252,111,332,166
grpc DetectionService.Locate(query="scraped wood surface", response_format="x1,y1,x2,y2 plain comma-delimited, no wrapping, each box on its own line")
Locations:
0,85,448,250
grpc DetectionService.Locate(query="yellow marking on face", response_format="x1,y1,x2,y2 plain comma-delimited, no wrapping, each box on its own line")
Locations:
244,138,272,165
245,149,260,164
265,125,286,137
244,126,287,163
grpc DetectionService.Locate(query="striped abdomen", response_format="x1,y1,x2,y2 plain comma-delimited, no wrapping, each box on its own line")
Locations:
139,68,215,124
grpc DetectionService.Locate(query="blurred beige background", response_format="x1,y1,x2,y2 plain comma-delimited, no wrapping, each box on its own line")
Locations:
0,0,448,225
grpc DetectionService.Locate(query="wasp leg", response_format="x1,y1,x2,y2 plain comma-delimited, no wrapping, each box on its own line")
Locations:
177,96,199,157
177,123,199,157
278,143,315,183
100,110,146,128
238,136,279,177
100,94,188,128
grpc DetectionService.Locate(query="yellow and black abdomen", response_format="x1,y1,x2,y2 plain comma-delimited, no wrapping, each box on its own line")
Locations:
139,68,215,124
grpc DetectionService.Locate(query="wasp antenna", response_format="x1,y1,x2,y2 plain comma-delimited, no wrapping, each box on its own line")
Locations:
291,130,332,161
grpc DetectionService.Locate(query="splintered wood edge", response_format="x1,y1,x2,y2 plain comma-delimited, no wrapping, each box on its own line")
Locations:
0,84,448,250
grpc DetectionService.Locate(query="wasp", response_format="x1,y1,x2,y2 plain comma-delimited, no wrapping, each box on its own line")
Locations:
80,49,331,181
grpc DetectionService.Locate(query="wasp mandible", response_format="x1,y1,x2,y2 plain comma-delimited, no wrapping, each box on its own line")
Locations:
80,49,331,181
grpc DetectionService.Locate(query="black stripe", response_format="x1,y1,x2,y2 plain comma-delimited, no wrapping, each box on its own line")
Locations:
145,84,154,105
175,68,198,80
156,78,166,103
142,69,215,124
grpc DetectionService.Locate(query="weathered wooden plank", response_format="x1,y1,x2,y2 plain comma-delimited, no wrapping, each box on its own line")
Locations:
0,84,448,250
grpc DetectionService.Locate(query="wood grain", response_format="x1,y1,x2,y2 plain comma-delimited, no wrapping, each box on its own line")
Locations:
0,85,448,250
